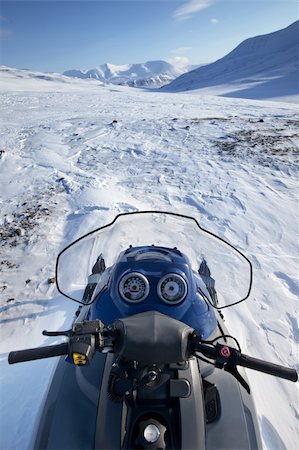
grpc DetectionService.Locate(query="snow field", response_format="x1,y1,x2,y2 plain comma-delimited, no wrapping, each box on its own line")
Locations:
0,75,298,449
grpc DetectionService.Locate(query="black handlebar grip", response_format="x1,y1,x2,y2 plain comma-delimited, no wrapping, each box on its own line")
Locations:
8,343,69,365
239,354,298,382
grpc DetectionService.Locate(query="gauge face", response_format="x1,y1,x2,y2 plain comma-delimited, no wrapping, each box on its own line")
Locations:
158,274,187,304
119,272,150,303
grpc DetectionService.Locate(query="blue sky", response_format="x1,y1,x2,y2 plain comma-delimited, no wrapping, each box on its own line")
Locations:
1,1,298,72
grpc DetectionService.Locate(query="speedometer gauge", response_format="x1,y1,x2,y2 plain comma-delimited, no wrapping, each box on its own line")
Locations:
158,274,187,304
119,272,150,303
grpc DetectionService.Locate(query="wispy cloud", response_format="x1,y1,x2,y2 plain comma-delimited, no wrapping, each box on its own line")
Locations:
169,46,192,68
171,46,192,55
168,55,190,69
174,0,216,21
210,18,219,24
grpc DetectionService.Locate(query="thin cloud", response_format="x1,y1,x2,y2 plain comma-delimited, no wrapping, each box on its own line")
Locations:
169,46,192,68
168,55,190,69
211,18,219,24
174,0,216,21
171,47,192,55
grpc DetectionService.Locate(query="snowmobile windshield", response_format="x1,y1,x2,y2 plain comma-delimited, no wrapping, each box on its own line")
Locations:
56,211,252,308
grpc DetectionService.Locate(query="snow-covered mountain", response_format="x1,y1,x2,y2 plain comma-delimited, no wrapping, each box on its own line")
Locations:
162,21,299,102
0,65,105,91
63,60,187,87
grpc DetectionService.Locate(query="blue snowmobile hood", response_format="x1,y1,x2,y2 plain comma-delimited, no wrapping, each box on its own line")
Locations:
88,246,217,339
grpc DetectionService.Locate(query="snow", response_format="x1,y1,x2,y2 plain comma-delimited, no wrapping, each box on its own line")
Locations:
0,67,298,450
63,60,187,87
162,21,299,104
0,65,105,92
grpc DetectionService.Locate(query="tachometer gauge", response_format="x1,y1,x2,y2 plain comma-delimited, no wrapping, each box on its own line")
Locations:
158,274,187,304
119,272,150,303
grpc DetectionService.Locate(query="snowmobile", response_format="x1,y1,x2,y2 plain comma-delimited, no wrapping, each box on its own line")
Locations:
8,211,297,450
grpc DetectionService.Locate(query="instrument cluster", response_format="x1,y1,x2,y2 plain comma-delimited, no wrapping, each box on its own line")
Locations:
119,272,187,304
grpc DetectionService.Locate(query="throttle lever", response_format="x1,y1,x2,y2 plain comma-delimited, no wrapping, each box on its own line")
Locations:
195,341,250,392
224,364,250,393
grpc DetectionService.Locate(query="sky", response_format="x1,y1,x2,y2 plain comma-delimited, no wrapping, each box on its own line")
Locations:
0,0,298,73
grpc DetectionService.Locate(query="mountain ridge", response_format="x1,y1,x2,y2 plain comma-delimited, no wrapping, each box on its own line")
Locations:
63,60,191,87
161,21,299,102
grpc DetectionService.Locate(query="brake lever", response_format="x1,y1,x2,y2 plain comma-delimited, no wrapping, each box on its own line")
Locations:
43,320,105,339
42,320,106,366
43,329,73,337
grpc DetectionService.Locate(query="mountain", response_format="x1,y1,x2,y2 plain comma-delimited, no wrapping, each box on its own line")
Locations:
63,60,187,87
162,21,299,102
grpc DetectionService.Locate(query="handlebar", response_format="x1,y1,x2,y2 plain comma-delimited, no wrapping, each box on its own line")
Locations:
194,340,298,383
8,343,68,365
7,319,298,387
238,353,298,382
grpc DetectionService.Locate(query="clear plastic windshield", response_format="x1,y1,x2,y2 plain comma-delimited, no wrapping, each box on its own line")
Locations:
56,211,252,308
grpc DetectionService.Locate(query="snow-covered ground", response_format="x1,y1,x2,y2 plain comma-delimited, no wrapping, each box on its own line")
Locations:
0,69,298,450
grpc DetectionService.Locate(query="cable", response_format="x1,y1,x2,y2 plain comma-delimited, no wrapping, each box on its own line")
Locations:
194,353,216,366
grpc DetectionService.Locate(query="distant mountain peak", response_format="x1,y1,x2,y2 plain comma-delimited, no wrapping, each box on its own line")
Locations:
63,60,188,88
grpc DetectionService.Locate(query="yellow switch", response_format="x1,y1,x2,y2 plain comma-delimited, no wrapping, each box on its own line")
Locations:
73,353,86,365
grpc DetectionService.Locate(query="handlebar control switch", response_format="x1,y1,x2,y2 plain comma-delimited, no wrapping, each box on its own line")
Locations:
73,352,87,365
214,343,237,368
69,334,96,366
72,319,104,335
